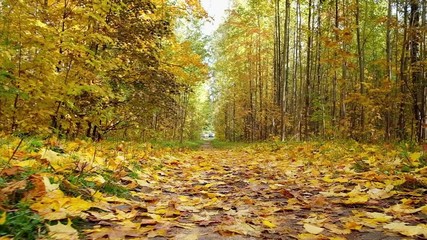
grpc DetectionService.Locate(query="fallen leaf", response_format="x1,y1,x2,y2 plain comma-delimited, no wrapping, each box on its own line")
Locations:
0,212,6,225
0,166,24,177
384,222,427,237
343,194,369,204
47,219,79,240
367,185,395,199
31,190,93,220
303,223,324,234
217,221,261,237
323,223,351,235
409,152,422,166
262,219,276,228
85,175,106,186
1,180,27,195
364,212,392,223
386,204,425,214
43,176,60,192
24,175,46,200
173,230,199,240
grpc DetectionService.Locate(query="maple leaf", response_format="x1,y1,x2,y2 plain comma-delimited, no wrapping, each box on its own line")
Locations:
303,223,324,234
47,219,79,240
31,190,93,220
384,222,427,237
0,166,24,177
24,175,46,200
86,225,154,239
216,221,261,237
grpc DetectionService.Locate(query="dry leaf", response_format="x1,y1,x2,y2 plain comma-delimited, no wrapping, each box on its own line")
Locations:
217,221,261,237
303,223,324,234
384,222,427,237
262,219,276,228
47,219,79,240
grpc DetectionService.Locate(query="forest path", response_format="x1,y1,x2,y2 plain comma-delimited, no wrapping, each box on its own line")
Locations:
199,140,214,151
115,146,416,239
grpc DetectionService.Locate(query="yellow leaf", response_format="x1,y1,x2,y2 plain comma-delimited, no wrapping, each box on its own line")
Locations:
365,212,393,223
384,222,427,237
409,152,422,165
31,190,92,220
322,175,348,183
85,175,106,186
367,185,395,199
48,219,79,240
298,233,321,239
43,176,59,192
344,194,369,204
14,160,39,168
173,232,199,240
217,221,261,237
0,212,6,225
262,220,276,228
386,204,425,214
303,223,324,234
324,223,351,235
344,221,362,230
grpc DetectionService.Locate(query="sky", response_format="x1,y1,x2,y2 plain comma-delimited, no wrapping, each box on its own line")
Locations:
200,0,231,35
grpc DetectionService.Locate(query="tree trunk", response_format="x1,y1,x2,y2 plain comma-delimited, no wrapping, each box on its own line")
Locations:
305,0,313,139
355,0,365,137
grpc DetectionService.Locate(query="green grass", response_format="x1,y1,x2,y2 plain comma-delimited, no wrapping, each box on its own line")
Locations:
0,203,46,240
99,181,130,198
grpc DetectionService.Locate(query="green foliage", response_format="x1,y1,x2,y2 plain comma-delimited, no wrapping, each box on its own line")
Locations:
24,138,44,153
0,203,46,240
99,181,130,199
0,177,6,188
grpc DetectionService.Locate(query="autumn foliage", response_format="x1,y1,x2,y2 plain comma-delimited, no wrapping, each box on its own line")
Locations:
0,0,208,141
212,0,427,142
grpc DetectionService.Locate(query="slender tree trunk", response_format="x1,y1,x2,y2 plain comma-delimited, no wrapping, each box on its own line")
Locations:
281,0,290,141
409,0,423,141
398,0,409,140
305,0,313,139
355,0,365,137
274,0,282,108
332,0,339,135
385,0,393,140
421,0,427,141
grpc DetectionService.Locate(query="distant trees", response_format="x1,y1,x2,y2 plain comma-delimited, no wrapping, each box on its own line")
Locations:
213,0,426,142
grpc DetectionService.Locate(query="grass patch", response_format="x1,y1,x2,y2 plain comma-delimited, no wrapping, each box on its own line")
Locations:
99,181,130,198
0,203,46,240
24,138,44,153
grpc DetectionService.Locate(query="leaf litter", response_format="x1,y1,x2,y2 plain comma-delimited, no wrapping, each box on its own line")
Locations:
0,139,426,239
